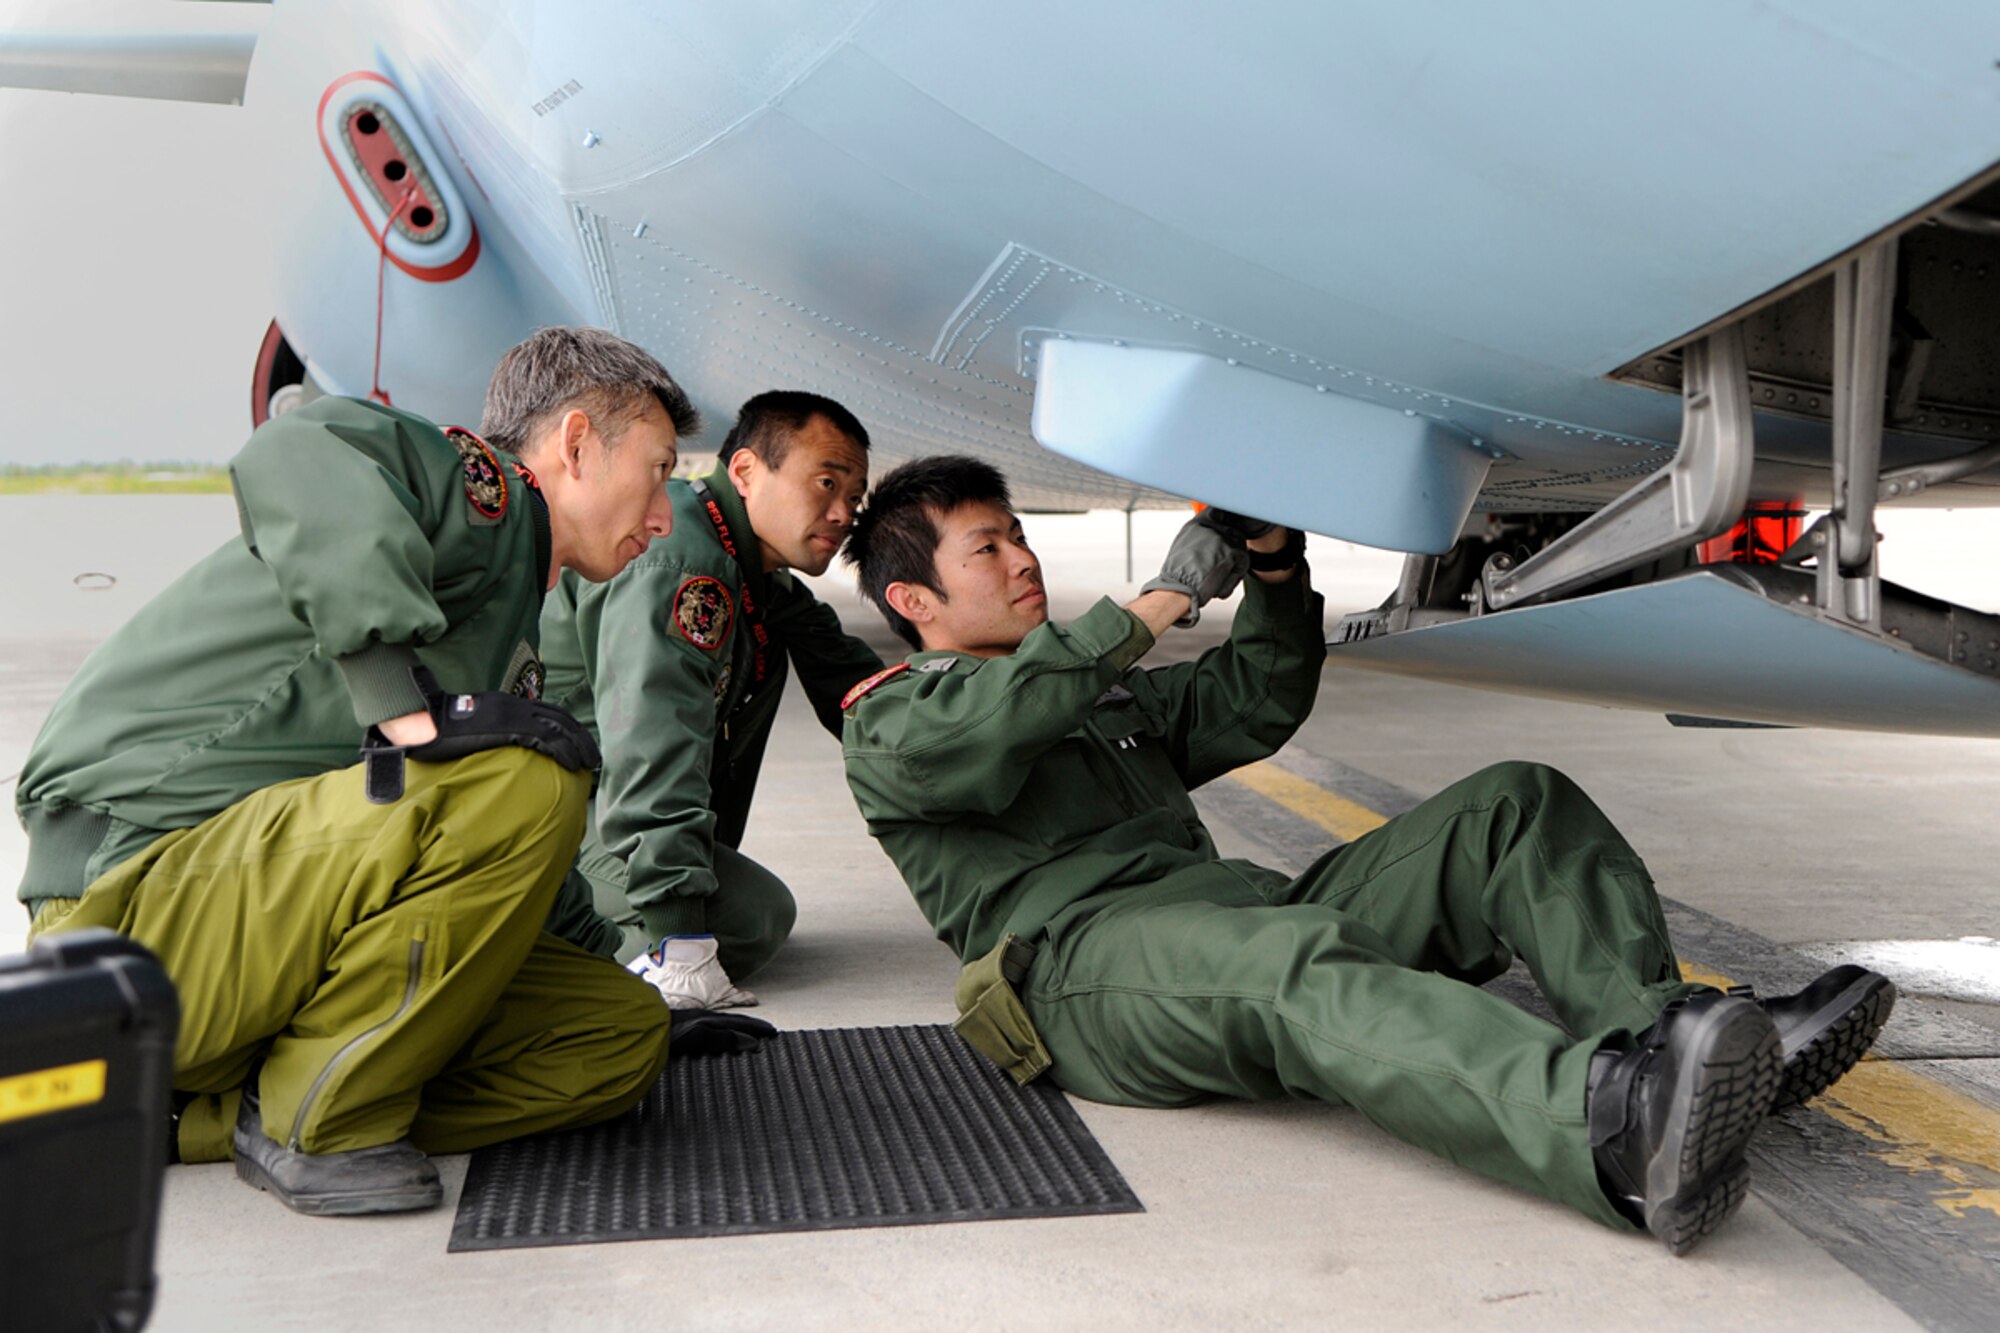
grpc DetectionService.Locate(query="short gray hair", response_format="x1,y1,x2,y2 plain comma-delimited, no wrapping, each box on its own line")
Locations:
481,326,700,456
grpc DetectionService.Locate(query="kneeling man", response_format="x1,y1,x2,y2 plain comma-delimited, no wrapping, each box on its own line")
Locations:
541,391,883,1005
15,328,767,1217
838,455,1894,1254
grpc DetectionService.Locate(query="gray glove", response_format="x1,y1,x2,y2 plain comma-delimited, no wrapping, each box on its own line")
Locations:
1143,510,1254,627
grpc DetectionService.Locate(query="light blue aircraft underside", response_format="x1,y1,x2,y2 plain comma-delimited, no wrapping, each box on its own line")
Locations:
11,1,2000,731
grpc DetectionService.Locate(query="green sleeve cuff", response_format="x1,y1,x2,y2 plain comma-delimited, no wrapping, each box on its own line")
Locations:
544,867,624,958
1240,566,1317,622
637,894,710,942
1065,597,1155,672
335,641,427,727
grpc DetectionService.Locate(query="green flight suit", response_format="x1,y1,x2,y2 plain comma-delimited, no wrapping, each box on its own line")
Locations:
843,572,1697,1230
17,398,670,1162
541,465,882,971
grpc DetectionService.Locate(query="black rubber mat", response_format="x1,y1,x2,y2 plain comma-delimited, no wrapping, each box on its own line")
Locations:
449,1024,1142,1251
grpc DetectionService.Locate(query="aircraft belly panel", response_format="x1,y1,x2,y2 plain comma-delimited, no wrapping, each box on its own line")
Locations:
1327,572,2000,736
856,1,2000,374
315,1,2000,515
591,206,1159,512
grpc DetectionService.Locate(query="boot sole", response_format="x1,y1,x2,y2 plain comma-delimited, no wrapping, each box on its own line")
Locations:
1640,997,1781,1253
234,1150,443,1217
1772,973,1897,1113
1649,1159,1750,1257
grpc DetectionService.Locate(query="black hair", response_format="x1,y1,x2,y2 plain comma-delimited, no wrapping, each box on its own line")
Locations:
844,454,1012,649
717,390,870,469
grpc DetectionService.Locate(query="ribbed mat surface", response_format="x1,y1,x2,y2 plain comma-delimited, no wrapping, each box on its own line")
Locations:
449,1024,1142,1250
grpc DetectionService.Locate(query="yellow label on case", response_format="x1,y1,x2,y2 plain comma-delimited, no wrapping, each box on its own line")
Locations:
0,1059,107,1124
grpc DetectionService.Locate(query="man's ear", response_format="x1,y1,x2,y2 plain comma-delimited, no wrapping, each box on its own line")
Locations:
557,408,593,479
883,580,934,627
725,446,762,497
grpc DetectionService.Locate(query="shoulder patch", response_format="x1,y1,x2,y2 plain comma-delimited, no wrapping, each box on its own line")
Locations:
444,426,508,524
672,575,734,650
842,662,912,710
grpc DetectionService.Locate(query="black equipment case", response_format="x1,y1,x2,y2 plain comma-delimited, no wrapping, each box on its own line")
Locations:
0,929,178,1333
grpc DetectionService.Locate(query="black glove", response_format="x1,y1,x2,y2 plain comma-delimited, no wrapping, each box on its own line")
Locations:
670,1008,778,1058
1141,509,1255,627
1247,525,1306,572
404,690,601,771
360,666,600,803
1199,508,1275,543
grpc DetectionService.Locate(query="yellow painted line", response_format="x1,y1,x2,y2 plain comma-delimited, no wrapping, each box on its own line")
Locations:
1233,757,2000,1227
1232,761,1388,842
1676,959,1740,993
1817,1064,2000,1221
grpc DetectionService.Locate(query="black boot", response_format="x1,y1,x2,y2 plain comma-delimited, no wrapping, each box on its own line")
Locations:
1588,992,1781,1255
1753,965,1896,1113
232,1086,442,1216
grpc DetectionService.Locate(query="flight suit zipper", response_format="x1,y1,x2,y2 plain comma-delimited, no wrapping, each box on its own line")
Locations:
1081,722,1147,819
1088,710,1200,848
287,935,426,1151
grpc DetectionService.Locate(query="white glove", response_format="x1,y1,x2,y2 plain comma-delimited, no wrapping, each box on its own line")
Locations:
625,934,758,1010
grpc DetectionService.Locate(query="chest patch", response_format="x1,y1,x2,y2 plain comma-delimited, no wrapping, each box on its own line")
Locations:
445,426,508,524
673,575,734,650
713,661,734,708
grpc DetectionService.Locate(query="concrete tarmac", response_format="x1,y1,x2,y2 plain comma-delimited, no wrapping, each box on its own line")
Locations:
4,496,1996,1331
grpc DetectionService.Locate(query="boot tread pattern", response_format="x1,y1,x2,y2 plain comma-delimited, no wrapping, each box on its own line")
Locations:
1677,1012,1782,1184
1654,1161,1749,1256
1645,1005,1780,1255
1773,983,1895,1113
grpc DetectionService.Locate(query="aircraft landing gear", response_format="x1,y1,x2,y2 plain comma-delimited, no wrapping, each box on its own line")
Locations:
251,319,323,426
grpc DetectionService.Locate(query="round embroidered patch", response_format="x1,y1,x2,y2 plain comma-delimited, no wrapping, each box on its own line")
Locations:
673,576,733,650
445,426,508,520
509,658,545,700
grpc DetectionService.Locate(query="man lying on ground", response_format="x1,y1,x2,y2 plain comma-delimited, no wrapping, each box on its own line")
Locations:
836,454,1893,1254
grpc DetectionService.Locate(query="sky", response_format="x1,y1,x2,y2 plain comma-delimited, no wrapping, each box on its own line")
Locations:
0,1,274,465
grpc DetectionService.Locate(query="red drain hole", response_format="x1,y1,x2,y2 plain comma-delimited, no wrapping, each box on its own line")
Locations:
344,104,445,241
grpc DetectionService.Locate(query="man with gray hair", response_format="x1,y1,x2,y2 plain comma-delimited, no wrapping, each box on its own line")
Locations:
15,326,770,1219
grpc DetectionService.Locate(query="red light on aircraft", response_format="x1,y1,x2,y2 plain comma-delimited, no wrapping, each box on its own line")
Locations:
1698,503,1804,565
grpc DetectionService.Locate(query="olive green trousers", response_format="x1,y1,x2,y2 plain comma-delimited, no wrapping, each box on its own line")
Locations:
573,806,797,976
35,748,672,1163
1025,761,1698,1230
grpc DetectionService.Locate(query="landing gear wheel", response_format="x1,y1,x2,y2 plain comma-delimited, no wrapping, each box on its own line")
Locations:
251,320,310,426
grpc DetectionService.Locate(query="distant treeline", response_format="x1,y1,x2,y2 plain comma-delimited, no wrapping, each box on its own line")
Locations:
0,463,232,495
